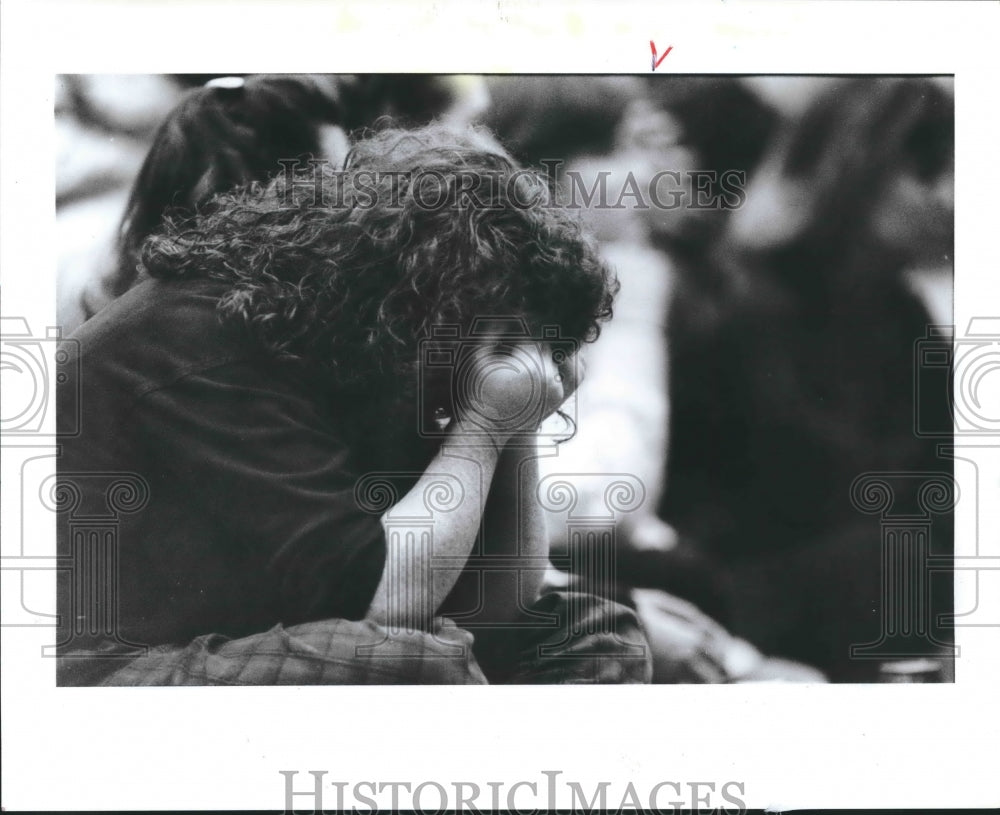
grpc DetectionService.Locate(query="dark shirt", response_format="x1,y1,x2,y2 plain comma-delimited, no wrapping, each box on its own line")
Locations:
56,277,389,663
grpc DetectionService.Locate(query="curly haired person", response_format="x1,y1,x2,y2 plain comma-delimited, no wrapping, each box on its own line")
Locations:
55,124,651,686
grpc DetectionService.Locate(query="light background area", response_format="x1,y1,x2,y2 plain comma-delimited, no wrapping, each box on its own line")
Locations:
2,0,998,810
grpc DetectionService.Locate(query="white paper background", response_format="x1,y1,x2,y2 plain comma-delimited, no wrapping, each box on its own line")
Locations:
2,0,998,810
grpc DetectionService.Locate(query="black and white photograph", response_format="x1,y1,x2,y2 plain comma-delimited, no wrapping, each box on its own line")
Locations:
49,72,956,687
2,1,998,812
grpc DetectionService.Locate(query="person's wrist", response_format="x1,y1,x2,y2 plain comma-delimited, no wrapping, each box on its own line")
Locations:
447,415,511,457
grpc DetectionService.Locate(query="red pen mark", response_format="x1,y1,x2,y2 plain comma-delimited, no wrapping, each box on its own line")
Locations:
650,40,673,71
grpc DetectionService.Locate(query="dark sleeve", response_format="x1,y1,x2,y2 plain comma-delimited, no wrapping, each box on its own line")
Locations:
133,361,387,624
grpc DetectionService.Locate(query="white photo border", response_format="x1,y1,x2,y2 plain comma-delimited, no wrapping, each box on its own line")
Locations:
2,0,998,810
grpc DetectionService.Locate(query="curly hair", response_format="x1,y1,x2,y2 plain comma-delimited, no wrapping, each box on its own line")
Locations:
140,123,618,433
114,76,344,298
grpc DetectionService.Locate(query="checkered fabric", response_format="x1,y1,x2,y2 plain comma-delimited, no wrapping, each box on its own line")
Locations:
57,592,652,685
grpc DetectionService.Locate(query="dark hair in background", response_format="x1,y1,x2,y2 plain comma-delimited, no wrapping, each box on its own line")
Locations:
647,76,780,254
334,74,459,131
647,76,777,189
765,76,953,280
114,74,466,301
114,76,340,297
140,124,616,444
482,76,645,167
172,74,459,131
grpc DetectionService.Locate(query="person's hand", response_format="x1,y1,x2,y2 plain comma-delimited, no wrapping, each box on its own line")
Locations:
454,341,573,443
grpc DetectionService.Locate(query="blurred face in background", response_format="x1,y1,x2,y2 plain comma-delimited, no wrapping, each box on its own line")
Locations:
617,98,702,240
564,99,699,244
870,150,954,268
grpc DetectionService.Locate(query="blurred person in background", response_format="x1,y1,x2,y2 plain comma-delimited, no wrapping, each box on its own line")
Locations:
487,75,823,682
613,77,779,623
486,75,679,557
556,77,824,682
658,77,955,681
105,75,345,312
56,74,182,333
58,74,489,334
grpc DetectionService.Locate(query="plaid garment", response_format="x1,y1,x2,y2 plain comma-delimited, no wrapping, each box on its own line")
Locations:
476,591,653,684
58,592,651,686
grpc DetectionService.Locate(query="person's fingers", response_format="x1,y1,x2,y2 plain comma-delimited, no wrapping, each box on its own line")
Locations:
459,341,561,432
